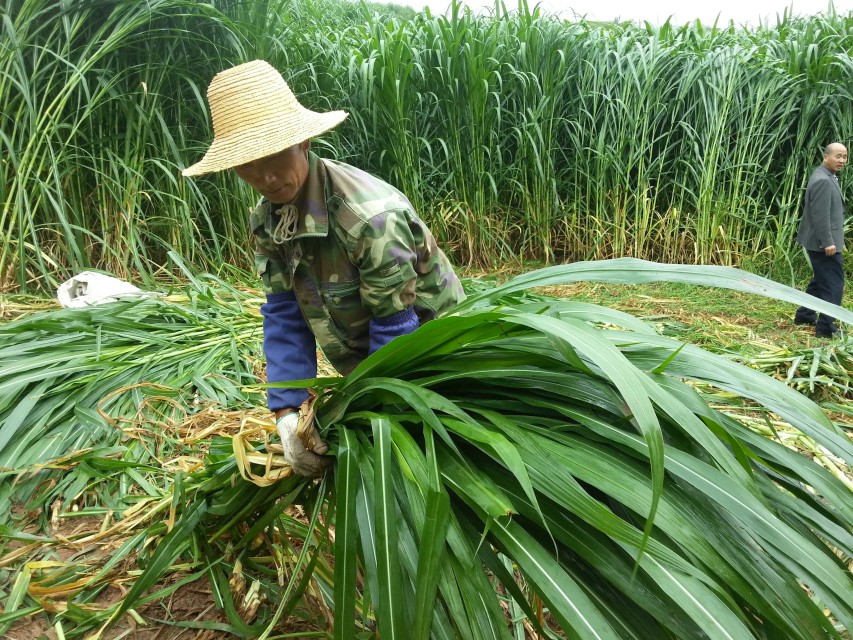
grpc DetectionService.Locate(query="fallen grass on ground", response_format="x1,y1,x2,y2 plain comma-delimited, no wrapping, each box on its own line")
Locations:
1,409,333,640
1,265,851,639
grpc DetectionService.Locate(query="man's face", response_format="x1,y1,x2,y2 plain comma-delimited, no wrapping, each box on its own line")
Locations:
823,145,848,174
233,141,310,204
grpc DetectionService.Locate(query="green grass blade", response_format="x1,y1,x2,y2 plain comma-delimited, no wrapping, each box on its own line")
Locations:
333,427,360,640
371,416,404,639
412,485,450,640
456,259,853,328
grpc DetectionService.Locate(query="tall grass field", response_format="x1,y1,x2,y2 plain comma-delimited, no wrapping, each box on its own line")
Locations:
2,0,853,292
4,2,853,638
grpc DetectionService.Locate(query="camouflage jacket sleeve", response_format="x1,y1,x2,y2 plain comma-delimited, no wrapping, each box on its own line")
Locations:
351,208,421,318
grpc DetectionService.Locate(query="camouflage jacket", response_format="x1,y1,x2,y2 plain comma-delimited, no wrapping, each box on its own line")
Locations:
251,152,465,374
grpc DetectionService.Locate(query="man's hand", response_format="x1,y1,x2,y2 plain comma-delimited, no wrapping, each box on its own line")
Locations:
825,245,837,256
276,411,332,478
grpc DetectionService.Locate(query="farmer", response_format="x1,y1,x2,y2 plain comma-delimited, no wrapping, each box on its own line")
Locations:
183,60,465,477
794,142,848,338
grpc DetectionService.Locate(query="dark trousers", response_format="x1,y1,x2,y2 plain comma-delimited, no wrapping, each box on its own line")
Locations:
794,250,844,334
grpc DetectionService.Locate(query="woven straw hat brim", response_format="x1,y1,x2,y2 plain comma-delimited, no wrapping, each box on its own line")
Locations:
182,109,347,177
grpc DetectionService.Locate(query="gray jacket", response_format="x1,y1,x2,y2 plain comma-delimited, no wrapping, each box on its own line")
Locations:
797,165,846,252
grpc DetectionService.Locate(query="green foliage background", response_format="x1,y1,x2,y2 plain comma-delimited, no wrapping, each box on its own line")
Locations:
2,0,853,292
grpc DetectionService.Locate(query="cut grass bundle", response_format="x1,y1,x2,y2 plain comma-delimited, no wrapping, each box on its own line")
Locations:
749,340,853,403
316,260,853,639
44,259,849,639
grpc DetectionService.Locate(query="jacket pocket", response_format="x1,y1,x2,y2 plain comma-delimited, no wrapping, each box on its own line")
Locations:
319,279,370,346
321,279,360,304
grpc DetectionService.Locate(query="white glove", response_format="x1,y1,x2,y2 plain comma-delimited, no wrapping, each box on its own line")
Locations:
276,412,331,478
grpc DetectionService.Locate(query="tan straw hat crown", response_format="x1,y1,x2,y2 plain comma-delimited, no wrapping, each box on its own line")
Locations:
182,60,348,177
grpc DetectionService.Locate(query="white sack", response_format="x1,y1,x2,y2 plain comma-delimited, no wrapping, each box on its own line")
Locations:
57,271,147,308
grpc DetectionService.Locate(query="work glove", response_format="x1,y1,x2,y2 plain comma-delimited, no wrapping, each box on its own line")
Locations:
276,403,332,478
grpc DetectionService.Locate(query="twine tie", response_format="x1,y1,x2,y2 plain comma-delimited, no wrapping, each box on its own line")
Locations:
271,205,298,244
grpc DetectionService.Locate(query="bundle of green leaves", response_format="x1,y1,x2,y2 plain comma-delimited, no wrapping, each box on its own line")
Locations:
107,261,853,639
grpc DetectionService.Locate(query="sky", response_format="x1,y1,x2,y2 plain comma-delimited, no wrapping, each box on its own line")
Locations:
391,0,851,26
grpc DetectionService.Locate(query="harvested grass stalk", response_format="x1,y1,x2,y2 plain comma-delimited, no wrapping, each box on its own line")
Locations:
748,339,853,403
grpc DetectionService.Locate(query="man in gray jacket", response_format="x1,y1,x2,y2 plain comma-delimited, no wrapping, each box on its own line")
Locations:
794,142,848,338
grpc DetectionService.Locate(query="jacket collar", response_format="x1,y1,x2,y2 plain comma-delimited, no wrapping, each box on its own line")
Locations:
819,164,840,180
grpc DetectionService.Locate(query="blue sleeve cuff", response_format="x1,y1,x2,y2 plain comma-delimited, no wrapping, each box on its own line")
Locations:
261,291,316,411
368,306,418,355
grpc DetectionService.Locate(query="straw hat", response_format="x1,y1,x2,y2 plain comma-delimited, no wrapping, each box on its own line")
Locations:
182,60,348,177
